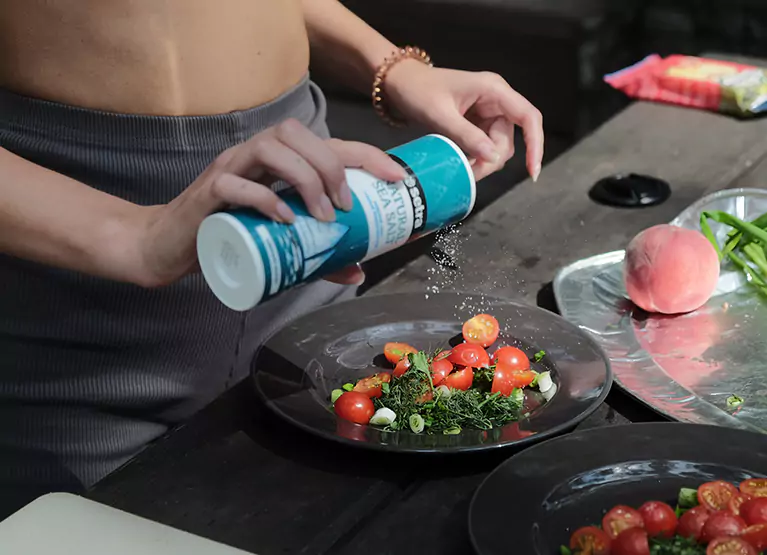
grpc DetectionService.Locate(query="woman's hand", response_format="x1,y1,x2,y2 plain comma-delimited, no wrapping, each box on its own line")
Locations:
134,119,405,288
385,61,544,181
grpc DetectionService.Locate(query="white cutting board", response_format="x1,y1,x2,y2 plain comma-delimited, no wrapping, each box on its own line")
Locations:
0,493,255,554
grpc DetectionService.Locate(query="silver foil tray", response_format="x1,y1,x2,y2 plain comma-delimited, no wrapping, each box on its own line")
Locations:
554,250,767,434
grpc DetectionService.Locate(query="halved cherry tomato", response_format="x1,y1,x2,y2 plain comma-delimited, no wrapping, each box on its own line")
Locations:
569,526,611,555
701,511,747,544
334,391,375,424
383,342,417,365
678,505,711,541
448,343,490,368
603,505,645,539
492,346,530,370
393,357,411,378
742,523,767,551
491,362,536,396
352,372,391,398
741,479,767,498
462,314,500,347
442,367,474,391
430,357,453,386
638,501,677,538
699,481,740,512
707,537,757,555
417,389,433,403
730,494,752,516
612,527,649,555
741,498,767,526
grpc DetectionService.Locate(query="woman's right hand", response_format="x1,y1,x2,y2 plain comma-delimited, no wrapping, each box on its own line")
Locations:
133,119,406,288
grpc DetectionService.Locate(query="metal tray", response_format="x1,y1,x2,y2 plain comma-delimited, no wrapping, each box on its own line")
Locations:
553,188,767,433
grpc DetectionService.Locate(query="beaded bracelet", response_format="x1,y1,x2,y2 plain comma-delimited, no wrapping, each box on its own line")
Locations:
372,46,433,127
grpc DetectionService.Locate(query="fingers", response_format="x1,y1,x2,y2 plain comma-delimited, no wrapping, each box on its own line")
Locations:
210,173,296,223
324,264,365,285
326,139,407,183
428,108,500,166
471,117,515,180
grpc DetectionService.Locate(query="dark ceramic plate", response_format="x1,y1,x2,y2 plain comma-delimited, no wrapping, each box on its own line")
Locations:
469,423,767,554
252,292,611,453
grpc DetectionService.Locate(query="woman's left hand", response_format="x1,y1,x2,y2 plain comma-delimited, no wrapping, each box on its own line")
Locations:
385,61,544,181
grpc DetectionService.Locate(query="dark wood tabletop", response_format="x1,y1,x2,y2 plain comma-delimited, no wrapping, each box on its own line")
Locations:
89,88,767,554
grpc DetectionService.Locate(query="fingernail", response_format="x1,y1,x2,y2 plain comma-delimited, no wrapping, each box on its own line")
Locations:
276,201,295,223
339,182,354,211
532,163,542,183
479,143,500,163
319,194,336,221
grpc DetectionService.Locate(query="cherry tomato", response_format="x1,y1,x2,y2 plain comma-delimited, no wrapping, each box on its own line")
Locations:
430,357,453,386
448,343,490,368
462,314,500,347
740,479,767,498
638,501,677,538
352,372,391,398
383,342,417,365
741,498,767,526
701,511,747,544
707,537,758,555
603,505,645,539
491,362,535,396
393,357,411,378
492,346,530,370
442,367,474,391
417,389,433,403
612,527,649,555
569,526,612,555
742,523,767,551
678,505,711,541
434,349,452,361
730,494,753,516
333,391,375,424
699,481,740,512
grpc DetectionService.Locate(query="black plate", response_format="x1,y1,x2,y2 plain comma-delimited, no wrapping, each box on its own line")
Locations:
252,292,612,453
469,422,767,554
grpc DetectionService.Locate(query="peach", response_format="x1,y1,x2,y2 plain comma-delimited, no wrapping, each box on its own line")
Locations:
624,224,720,314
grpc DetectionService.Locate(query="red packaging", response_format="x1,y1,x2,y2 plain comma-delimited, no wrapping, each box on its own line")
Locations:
604,54,767,117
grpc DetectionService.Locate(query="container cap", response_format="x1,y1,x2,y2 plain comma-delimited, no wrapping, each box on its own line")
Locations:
197,213,265,311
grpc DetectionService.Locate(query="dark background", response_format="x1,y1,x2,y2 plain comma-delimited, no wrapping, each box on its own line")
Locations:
322,0,767,291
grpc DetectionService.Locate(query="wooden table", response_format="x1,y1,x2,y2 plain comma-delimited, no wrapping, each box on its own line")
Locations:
88,93,767,554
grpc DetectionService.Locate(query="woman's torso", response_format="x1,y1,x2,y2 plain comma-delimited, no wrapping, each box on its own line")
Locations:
0,0,310,114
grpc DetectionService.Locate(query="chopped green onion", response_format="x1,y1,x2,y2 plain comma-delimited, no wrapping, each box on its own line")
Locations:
511,388,524,404
369,407,396,426
436,385,451,398
409,414,425,434
559,546,572,555
330,389,344,404
443,426,462,435
678,487,699,509
727,395,744,409
342,383,354,392
536,371,553,393
534,350,546,363
381,382,390,395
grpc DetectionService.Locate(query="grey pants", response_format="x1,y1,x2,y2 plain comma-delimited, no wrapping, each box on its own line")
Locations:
0,76,353,497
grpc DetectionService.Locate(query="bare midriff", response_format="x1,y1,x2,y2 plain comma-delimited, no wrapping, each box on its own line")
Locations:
0,0,310,115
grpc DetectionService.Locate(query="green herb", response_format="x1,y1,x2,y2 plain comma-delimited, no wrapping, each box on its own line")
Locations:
727,394,744,409
534,350,546,362
381,382,390,395
559,546,572,555
330,389,344,404
473,366,495,385
342,383,354,392
648,534,705,554
678,487,698,509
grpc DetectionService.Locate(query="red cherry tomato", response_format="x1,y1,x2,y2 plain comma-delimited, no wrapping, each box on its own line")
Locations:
393,357,410,378
442,367,474,391
678,505,711,541
352,372,391,398
333,391,375,424
612,527,649,555
569,526,612,555
430,356,453,386
730,494,753,516
700,481,740,512
741,498,767,526
741,479,767,498
707,537,758,555
638,501,678,538
462,314,500,347
491,362,536,396
603,505,645,539
434,349,452,361
448,343,490,368
416,389,433,403
742,524,767,551
383,342,417,365
492,346,530,370
701,511,747,544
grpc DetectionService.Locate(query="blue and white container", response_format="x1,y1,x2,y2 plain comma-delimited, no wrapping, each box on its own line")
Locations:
197,134,475,311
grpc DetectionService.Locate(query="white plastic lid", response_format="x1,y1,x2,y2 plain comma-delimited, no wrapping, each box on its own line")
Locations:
196,213,266,311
